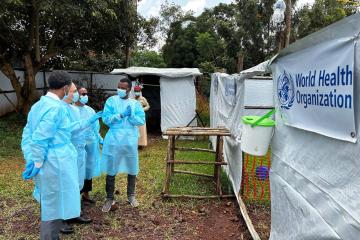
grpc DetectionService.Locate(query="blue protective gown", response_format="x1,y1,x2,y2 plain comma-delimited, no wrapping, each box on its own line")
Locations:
21,96,80,221
63,103,86,190
77,105,102,180
101,96,145,176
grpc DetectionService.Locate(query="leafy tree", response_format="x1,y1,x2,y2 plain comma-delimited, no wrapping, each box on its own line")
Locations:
0,0,153,114
294,0,358,39
130,50,166,68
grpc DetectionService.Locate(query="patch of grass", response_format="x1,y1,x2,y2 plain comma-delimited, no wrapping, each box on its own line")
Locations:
0,113,25,158
0,112,269,239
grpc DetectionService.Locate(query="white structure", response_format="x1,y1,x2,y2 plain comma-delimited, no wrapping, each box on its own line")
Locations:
210,62,273,201
211,13,360,240
111,67,202,133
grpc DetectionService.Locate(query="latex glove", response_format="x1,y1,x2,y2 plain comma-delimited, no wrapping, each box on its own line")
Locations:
120,106,131,118
22,161,40,180
99,137,104,146
87,111,103,125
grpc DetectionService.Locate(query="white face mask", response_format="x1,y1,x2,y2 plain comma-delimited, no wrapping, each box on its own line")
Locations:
135,92,141,97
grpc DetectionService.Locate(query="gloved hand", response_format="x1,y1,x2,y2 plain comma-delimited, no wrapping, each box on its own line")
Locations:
88,111,103,125
120,106,131,118
99,137,104,146
22,161,41,180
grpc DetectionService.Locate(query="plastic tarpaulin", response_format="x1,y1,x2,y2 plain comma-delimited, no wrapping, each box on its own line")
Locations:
210,73,245,195
210,68,273,197
269,13,360,240
160,77,197,132
111,67,202,78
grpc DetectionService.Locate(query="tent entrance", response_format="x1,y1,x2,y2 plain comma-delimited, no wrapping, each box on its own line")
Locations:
139,75,161,133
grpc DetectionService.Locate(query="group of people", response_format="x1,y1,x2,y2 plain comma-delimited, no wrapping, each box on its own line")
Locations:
21,71,149,240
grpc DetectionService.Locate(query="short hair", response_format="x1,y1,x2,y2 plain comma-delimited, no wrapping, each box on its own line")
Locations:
73,80,86,90
48,71,72,89
120,76,132,89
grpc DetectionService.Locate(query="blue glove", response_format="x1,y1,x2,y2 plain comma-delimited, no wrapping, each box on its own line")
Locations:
120,106,131,118
22,161,40,180
87,111,103,125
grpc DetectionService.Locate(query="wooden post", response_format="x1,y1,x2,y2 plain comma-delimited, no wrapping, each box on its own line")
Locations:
163,136,174,195
170,136,175,175
214,136,224,195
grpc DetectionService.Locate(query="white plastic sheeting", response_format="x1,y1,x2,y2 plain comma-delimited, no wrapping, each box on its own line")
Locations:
244,79,273,108
111,67,201,132
111,67,202,78
210,68,273,198
160,77,197,132
210,73,244,195
0,70,46,116
269,13,360,240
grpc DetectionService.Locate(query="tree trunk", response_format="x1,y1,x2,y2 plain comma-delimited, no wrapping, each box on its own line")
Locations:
0,63,25,112
284,0,292,48
23,54,39,115
236,53,244,73
277,31,285,53
125,45,131,68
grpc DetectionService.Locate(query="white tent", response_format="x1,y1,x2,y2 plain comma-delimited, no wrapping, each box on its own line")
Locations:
210,61,273,200
211,13,360,240
269,13,360,240
111,67,202,132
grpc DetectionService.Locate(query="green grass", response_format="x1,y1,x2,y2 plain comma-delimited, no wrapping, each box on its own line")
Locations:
0,113,236,239
0,113,25,158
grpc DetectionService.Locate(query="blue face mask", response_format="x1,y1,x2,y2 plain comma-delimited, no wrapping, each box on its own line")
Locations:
134,92,141,97
80,95,88,105
63,86,69,101
117,88,127,98
72,91,80,103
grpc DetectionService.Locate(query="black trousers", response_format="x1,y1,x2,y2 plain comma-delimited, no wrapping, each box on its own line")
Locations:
80,179,92,193
106,174,136,200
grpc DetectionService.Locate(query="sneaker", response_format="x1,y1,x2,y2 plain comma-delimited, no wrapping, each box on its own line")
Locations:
102,199,116,212
127,195,139,208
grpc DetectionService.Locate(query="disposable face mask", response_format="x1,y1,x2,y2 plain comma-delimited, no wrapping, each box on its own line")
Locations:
80,95,88,105
117,88,127,98
134,92,141,96
72,91,79,103
62,86,69,101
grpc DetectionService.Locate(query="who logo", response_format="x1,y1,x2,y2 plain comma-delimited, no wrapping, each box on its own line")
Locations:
277,70,295,110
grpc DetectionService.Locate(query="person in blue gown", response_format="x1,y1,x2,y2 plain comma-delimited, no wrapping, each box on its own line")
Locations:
101,77,145,212
21,71,101,239
74,84,103,204
62,82,93,227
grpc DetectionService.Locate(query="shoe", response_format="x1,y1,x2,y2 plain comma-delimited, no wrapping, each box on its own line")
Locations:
82,197,96,206
60,222,74,234
127,195,139,208
102,199,116,213
67,216,92,224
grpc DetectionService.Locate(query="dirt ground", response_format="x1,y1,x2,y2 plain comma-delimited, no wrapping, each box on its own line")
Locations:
0,123,271,240
0,196,270,240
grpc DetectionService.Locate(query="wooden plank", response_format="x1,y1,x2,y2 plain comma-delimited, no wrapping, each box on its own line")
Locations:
173,170,213,178
237,195,262,240
162,137,174,195
170,136,175,174
164,132,231,136
162,194,236,199
215,136,224,194
167,160,227,165
174,147,216,153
